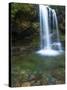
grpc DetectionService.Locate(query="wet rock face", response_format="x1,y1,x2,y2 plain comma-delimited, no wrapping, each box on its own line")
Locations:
57,8,65,34
58,15,65,34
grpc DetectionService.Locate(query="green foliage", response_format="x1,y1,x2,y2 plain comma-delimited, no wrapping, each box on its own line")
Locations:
11,3,32,18
11,3,38,21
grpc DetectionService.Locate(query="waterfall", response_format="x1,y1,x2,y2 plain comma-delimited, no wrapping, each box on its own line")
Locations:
52,9,62,51
37,5,63,56
39,5,51,49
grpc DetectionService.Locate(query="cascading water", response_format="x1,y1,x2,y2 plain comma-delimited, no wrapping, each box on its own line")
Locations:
52,9,62,51
37,5,63,56
40,5,51,49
